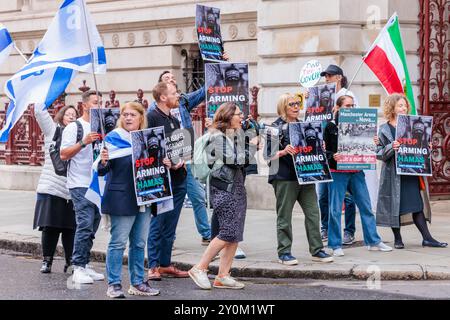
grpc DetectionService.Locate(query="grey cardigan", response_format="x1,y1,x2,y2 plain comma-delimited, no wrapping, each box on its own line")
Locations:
376,122,431,228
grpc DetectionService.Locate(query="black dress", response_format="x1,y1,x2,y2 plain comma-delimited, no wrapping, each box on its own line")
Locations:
388,123,424,214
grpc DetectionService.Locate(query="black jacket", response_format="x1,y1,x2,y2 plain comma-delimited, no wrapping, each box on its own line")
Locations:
323,117,339,170
98,155,140,216
207,131,248,192
266,117,298,184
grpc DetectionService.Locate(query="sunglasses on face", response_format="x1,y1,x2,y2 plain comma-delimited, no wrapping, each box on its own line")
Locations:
288,101,301,108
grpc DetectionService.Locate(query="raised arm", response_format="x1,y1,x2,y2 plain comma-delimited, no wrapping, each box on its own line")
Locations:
34,107,56,137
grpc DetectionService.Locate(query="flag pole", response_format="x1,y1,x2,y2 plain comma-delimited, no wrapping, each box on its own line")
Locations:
345,57,365,92
13,43,29,63
80,0,105,138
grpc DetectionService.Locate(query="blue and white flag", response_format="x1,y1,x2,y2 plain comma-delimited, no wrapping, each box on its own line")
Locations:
0,24,13,66
85,127,174,215
85,128,132,210
0,0,106,142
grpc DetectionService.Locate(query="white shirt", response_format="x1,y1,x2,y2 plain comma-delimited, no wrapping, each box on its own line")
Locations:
170,108,183,128
336,88,359,106
61,118,93,189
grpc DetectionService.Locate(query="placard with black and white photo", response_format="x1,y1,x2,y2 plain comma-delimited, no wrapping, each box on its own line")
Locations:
131,127,173,206
205,62,249,118
289,121,332,184
395,114,433,176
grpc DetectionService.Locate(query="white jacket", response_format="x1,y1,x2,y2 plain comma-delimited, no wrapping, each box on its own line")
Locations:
34,108,71,200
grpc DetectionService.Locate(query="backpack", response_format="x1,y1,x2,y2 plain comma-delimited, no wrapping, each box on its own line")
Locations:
49,120,83,177
191,132,223,184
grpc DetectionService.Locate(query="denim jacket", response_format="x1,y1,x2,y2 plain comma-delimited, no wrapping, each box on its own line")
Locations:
148,87,205,129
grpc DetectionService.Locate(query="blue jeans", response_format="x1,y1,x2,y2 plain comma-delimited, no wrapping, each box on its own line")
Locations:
147,178,187,268
186,164,211,239
106,210,151,286
318,182,356,235
70,188,101,267
327,172,381,250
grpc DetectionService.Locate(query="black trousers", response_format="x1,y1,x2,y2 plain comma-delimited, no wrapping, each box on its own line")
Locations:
41,227,75,262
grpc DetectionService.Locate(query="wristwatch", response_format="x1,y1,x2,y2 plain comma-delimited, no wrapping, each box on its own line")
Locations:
79,140,86,148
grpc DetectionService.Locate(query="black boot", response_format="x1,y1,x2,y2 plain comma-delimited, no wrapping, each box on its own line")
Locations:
40,256,53,273
64,257,72,273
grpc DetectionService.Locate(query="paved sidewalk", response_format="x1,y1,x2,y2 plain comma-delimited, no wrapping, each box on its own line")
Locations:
0,190,449,280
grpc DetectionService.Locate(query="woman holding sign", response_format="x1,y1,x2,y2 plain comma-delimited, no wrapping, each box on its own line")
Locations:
189,102,250,290
264,93,333,265
324,95,392,257
98,102,161,298
375,94,447,249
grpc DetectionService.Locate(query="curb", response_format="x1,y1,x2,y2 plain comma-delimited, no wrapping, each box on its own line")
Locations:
2,238,449,281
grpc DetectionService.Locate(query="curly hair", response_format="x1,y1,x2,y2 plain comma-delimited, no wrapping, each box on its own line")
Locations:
212,102,238,133
383,93,410,121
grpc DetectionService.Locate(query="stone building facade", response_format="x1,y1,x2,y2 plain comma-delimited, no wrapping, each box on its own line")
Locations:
2,0,449,202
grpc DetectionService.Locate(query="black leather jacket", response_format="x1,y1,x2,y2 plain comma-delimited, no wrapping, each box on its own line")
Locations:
207,131,249,192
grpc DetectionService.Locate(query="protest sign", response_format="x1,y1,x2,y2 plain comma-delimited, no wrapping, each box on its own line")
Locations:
337,108,378,170
289,121,332,184
395,114,433,176
299,60,322,88
165,129,193,163
205,62,249,118
196,4,225,62
90,108,120,161
131,127,173,206
304,83,336,123
261,124,281,160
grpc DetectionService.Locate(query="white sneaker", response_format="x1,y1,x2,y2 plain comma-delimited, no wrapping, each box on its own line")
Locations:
368,242,393,252
234,247,246,259
213,275,245,289
85,264,105,281
333,248,345,257
72,267,94,284
188,266,211,290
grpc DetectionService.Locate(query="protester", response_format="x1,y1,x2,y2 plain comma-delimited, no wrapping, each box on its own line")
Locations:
189,102,249,290
149,71,211,245
146,82,190,280
375,94,447,249
204,117,250,261
33,105,78,273
99,102,160,298
320,64,358,104
324,95,392,256
60,90,105,284
265,93,333,265
317,64,357,243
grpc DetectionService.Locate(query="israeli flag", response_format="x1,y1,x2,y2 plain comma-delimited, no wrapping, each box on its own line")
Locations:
85,127,174,215
0,0,106,142
85,128,133,210
0,24,13,66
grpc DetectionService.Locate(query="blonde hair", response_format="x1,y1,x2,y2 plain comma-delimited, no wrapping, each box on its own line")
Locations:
118,102,147,130
276,93,297,120
383,94,410,121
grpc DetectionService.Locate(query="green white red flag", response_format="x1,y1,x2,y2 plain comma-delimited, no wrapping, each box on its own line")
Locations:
363,13,416,115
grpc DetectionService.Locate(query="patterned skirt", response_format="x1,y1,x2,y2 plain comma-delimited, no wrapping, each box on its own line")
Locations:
210,169,247,243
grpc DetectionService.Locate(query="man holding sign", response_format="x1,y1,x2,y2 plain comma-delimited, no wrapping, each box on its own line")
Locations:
146,82,190,280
